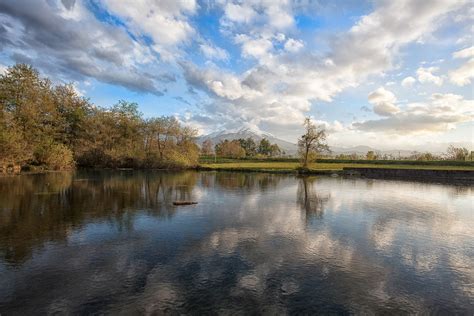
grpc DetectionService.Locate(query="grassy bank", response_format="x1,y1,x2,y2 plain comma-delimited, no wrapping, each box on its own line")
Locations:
199,160,474,173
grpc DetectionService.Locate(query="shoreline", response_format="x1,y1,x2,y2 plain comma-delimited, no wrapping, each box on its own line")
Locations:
197,163,474,183
2,164,474,183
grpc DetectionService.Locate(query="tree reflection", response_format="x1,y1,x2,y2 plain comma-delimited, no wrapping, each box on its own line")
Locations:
212,172,283,192
297,176,330,222
0,171,198,265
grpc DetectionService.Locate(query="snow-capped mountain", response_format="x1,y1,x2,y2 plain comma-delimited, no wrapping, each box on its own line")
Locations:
197,127,298,154
198,128,457,157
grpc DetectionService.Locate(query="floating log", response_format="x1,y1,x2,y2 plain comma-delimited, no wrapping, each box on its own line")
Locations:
173,201,198,206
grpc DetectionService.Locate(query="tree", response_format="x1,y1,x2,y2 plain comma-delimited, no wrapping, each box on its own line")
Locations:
416,152,436,161
298,117,330,168
239,137,257,156
215,139,245,158
445,145,468,160
0,63,201,170
201,139,213,155
269,143,281,157
258,138,272,156
366,151,376,160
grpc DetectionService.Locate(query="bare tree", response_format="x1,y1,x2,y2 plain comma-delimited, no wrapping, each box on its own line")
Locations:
445,145,468,161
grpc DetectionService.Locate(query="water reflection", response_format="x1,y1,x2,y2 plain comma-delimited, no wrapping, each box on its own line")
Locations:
297,176,331,222
0,172,472,314
0,171,198,264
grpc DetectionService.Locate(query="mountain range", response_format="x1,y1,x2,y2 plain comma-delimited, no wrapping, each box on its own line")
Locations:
197,128,456,157
198,127,298,155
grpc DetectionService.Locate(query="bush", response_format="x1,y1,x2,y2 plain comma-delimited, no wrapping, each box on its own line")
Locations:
35,142,74,170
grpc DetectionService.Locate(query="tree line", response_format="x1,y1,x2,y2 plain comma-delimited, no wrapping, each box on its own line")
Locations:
1,64,469,172
0,64,199,170
201,137,283,158
333,146,472,161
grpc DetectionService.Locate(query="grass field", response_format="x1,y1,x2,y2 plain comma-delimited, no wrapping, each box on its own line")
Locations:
199,161,474,172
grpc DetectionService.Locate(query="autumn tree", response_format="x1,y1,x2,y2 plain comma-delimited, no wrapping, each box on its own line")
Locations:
215,139,245,158
0,63,200,170
0,64,74,169
298,117,329,168
201,139,213,155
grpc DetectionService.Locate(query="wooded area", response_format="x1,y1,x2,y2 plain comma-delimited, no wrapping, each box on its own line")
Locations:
0,64,199,170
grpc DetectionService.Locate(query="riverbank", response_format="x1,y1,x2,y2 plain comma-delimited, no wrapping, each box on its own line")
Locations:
3,160,474,182
199,161,474,172
198,161,474,182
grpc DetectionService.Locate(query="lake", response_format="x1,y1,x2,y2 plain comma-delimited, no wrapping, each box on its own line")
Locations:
0,171,473,314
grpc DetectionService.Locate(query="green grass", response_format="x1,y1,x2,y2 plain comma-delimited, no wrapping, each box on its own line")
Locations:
200,161,474,172
199,156,474,167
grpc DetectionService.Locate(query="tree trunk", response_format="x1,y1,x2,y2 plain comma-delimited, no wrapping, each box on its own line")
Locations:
304,145,309,168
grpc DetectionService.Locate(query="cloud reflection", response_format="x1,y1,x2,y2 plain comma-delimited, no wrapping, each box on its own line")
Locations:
0,172,472,314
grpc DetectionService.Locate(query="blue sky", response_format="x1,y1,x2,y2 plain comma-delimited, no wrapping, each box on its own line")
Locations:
0,0,472,151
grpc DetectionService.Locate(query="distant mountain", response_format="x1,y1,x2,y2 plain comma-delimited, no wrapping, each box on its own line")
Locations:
198,128,458,157
329,145,414,158
197,127,298,154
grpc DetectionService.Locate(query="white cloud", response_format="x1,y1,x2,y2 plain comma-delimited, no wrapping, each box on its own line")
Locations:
182,0,468,140
401,76,416,88
315,120,346,133
223,2,257,24
101,0,197,59
265,2,294,30
416,67,443,86
354,93,473,134
218,0,295,65
284,38,304,53
453,46,474,58
234,35,274,60
449,46,474,86
220,0,294,31
449,59,474,86
0,0,167,94
368,87,400,117
368,87,397,104
199,43,229,61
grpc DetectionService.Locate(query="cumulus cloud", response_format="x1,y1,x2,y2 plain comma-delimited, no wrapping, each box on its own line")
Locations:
0,0,168,95
234,35,274,60
401,76,416,88
223,2,257,24
354,93,473,134
199,43,229,61
416,67,443,86
1,0,471,145
100,0,197,60
181,0,468,139
218,0,295,66
368,87,400,116
449,46,474,86
284,38,304,53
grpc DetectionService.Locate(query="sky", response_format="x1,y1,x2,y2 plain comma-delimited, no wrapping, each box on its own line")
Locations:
0,0,473,151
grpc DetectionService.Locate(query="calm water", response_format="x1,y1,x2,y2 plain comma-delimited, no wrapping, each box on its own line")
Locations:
0,171,473,314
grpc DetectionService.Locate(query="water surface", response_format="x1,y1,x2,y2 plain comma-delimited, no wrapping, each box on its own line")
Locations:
0,171,473,314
